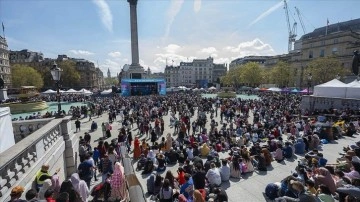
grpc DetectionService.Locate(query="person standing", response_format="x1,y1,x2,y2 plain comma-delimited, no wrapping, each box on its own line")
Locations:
75,119,81,133
98,154,113,182
110,162,128,201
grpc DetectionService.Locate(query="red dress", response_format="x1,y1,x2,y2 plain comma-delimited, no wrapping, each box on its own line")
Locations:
133,138,141,159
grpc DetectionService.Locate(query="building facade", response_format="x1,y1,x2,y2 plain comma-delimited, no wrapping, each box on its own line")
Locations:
229,56,269,70
9,49,44,63
0,36,11,88
164,57,227,88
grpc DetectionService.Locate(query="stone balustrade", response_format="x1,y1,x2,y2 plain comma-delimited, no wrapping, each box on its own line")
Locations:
0,116,78,201
119,144,146,202
12,118,54,143
301,95,360,112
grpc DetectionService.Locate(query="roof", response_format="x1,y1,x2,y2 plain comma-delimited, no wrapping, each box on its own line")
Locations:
301,18,360,40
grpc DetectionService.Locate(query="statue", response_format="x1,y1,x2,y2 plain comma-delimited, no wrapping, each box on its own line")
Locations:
0,78,4,89
352,50,360,80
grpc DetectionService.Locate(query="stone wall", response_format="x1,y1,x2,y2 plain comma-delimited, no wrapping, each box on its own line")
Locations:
0,116,78,201
12,118,54,143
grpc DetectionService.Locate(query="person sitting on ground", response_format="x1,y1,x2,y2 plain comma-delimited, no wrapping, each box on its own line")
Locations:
159,179,173,202
142,157,155,175
276,180,316,202
44,188,56,202
316,184,335,202
206,163,222,186
283,142,293,159
273,143,284,162
180,174,194,199
219,159,230,182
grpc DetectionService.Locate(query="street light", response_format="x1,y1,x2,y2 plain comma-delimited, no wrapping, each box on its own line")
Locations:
307,73,312,95
51,61,63,117
336,74,341,80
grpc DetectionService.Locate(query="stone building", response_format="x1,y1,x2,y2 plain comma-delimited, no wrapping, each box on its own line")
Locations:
229,56,270,70
9,49,44,63
72,58,98,89
95,68,105,90
0,36,11,88
164,65,180,87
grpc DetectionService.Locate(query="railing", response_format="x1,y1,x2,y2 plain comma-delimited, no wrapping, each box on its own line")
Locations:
119,144,146,202
12,118,54,143
0,116,77,202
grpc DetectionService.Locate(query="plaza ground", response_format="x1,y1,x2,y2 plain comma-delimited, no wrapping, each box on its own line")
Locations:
73,106,360,202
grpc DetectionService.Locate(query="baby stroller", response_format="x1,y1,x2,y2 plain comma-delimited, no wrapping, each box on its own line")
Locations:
91,181,111,202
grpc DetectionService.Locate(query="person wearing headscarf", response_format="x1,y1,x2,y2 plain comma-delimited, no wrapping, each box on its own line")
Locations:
110,162,128,201
38,179,52,200
313,167,337,194
70,173,90,202
133,137,141,159
165,133,173,151
200,143,210,157
147,150,158,165
51,173,61,198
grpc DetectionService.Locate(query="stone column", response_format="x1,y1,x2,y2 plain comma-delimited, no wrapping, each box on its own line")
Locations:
61,117,78,178
128,0,140,66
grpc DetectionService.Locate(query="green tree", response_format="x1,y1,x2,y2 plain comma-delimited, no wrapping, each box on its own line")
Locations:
57,60,81,88
240,62,263,87
269,61,293,87
11,64,44,88
305,56,350,85
104,77,119,87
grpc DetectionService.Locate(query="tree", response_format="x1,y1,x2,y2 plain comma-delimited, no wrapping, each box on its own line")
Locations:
269,61,293,87
240,62,263,87
57,60,81,88
305,56,350,85
11,64,44,88
104,77,119,87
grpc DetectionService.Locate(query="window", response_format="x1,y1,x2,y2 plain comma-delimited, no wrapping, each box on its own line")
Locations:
320,49,325,57
321,41,325,46
332,47,338,54
334,39,339,44
309,50,313,59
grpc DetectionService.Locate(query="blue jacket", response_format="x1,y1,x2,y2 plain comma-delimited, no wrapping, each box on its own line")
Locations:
294,139,305,154
180,177,194,199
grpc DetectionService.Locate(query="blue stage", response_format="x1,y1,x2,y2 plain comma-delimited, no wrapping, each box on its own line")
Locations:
121,79,166,96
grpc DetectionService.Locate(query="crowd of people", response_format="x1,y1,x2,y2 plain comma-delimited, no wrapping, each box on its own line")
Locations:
6,91,360,202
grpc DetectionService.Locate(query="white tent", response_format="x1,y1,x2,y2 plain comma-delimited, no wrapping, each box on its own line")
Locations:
100,89,112,95
345,80,360,99
313,79,347,98
208,86,216,90
41,89,56,94
268,87,282,92
65,89,78,94
78,88,93,95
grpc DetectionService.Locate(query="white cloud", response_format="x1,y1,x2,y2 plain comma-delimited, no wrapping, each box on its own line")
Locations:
223,38,275,56
92,0,113,32
69,50,94,56
200,47,217,54
108,51,122,58
100,59,120,77
194,0,202,13
248,0,284,27
164,0,184,39
164,44,181,54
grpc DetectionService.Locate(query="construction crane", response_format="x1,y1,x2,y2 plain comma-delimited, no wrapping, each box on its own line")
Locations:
283,0,297,52
295,7,306,34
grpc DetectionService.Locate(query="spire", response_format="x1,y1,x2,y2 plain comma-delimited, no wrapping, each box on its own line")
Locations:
107,68,111,78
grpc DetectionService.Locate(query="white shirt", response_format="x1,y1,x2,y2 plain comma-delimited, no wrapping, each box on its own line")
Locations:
219,165,230,181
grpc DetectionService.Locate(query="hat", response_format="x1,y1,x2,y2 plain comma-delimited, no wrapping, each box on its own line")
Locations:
11,186,24,196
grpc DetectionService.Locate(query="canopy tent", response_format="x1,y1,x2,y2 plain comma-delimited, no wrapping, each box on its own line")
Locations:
282,88,291,92
290,89,300,93
208,86,216,90
78,88,93,95
300,88,313,93
65,89,78,94
59,90,65,93
259,88,267,91
254,87,260,91
100,89,112,95
193,88,199,91
313,79,347,98
345,79,360,99
41,89,56,94
267,87,282,92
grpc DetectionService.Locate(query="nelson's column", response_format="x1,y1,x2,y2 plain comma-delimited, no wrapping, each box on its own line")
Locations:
125,0,145,79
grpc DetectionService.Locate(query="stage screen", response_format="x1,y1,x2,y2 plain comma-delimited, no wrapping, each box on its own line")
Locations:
121,79,166,96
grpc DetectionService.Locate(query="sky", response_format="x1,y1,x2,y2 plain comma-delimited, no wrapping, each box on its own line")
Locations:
1,0,359,76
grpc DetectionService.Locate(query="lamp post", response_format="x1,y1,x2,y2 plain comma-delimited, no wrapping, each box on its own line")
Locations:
51,61,63,117
307,73,312,95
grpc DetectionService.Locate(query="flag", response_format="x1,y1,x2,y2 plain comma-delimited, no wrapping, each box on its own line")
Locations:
327,18,329,26
1,22,4,34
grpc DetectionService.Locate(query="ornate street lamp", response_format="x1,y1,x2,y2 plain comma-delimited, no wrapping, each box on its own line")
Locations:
307,73,312,95
51,61,63,117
